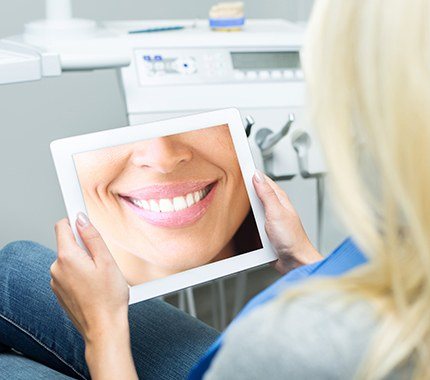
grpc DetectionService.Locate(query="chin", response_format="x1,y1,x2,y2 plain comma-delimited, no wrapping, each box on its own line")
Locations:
143,252,215,272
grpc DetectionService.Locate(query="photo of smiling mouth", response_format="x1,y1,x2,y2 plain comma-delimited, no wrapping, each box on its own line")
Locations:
119,181,218,228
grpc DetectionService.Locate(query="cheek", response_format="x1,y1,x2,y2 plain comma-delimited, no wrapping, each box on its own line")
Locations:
227,160,244,187
212,153,248,213
75,150,127,196
232,182,251,220
77,163,121,198
228,164,250,219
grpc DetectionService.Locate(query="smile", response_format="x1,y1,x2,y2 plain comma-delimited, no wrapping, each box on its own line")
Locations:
128,185,211,212
119,181,218,228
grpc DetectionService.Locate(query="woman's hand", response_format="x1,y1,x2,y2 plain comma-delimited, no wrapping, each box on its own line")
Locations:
51,213,137,380
253,170,323,274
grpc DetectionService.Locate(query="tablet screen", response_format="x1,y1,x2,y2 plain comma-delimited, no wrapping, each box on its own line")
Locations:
72,124,262,286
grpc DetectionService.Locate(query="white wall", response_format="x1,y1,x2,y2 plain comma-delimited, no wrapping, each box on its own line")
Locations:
0,0,316,249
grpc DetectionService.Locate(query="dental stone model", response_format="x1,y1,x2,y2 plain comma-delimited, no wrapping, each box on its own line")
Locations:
209,2,245,31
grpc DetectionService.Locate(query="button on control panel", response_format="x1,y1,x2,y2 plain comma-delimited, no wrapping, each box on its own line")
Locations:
138,54,196,77
231,69,303,82
282,69,294,79
134,48,303,87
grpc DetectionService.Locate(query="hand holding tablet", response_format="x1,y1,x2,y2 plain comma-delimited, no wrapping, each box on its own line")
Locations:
51,108,276,304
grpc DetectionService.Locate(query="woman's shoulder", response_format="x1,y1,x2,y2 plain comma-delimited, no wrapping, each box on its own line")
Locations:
204,290,379,380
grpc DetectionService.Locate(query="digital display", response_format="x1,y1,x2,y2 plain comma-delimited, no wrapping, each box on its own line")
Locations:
231,51,300,70
73,124,262,286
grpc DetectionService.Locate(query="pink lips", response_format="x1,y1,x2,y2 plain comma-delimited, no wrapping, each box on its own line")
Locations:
119,181,218,228
122,181,214,200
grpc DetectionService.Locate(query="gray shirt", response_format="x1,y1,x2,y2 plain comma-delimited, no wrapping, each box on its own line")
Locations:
204,291,411,379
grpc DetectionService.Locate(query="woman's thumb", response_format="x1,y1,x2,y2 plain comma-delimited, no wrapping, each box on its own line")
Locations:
76,212,113,262
253,170,282,218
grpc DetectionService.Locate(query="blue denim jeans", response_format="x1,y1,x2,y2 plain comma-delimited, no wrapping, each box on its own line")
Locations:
0,241,219,379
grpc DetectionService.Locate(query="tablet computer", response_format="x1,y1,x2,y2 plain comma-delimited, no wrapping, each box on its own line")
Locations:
51,108,276,304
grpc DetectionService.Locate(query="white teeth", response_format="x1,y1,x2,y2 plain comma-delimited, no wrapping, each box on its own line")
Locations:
194,191,201,203
159,198,174,212
140,200,150,210
130,185,212,213
186,193,195,207
149,199,160,212
173,196,188,211
133,199,147,210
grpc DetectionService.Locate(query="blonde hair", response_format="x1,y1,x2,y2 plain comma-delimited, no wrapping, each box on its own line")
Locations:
290,0,430,378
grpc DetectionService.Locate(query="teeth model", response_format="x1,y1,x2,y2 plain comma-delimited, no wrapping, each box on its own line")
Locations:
209,2,244,19
209,2,245,31
131,187,210,213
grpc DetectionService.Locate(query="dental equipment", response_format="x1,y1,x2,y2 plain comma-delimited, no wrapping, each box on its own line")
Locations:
291,129,312,179
291,129,325,250
3,0,130,73
209,2,246,31
129,26,187,34
255,113,295,180
0,40,61,85
128,21,197,34
244,115,255,137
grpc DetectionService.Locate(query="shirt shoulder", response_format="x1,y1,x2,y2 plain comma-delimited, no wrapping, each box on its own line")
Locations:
204,291,379,380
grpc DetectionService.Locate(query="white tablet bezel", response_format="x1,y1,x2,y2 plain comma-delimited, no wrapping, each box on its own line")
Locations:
51,108,276,304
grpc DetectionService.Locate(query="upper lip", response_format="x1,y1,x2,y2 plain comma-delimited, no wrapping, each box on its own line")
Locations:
119,180,217,201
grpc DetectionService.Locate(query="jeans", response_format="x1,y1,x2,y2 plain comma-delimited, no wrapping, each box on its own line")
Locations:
0,241,219,379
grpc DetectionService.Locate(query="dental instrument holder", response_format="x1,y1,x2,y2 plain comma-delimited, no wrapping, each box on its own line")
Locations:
291,129,326,250
255,113,296,181
291,130,313,179
244,115,255,137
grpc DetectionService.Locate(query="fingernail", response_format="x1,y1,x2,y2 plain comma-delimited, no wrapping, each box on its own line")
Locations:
254,170,265,183
76,212,90,228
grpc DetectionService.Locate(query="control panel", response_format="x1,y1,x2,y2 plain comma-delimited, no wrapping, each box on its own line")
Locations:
134,48,302,87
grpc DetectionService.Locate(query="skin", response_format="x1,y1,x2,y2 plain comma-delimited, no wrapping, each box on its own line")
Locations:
51,171,322,379
73,125,251,284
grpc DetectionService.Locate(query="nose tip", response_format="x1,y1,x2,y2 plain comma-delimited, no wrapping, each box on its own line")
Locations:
130,137,192,173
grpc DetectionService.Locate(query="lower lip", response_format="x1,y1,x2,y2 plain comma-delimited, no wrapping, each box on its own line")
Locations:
121,184,218,228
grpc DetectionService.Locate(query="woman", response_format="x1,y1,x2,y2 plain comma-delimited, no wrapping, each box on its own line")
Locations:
73,124,261,284
0,0,428,378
